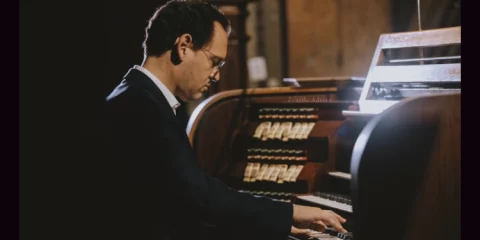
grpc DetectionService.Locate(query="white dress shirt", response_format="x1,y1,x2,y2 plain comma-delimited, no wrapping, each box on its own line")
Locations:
133,65,181,115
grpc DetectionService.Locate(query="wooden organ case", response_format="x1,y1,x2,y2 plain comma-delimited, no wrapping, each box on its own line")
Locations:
187,26,460,240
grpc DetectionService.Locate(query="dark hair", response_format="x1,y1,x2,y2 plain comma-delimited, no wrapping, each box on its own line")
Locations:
142,0,231,57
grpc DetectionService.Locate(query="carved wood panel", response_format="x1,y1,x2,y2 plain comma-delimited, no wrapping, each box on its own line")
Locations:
285,0,392,78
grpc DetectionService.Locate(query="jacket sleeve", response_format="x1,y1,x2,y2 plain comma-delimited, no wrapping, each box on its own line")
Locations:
160,123,293,240
104,91,293,240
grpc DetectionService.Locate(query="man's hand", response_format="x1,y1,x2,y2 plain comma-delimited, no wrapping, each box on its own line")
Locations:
291,204,347,237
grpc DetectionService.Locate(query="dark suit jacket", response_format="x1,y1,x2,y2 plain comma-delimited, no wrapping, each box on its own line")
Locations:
101,68,293,240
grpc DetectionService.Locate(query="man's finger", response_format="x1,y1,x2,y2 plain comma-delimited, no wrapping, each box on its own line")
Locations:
290,226,312,236
333,212,347,223
310,220,327,232
327,218,347,233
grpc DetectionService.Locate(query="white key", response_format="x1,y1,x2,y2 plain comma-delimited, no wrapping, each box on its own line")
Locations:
328,171,352,180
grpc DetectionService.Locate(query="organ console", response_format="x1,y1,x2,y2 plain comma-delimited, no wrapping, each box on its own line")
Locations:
186,26,460,240
187,77,366,201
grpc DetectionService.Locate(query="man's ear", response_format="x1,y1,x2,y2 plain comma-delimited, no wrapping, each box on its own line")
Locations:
171,34,193,65
175,34,194,60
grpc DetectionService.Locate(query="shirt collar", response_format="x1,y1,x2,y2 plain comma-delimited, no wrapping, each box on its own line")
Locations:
133,65,181,114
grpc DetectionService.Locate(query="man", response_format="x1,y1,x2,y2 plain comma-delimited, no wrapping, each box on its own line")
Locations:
102,1,348,239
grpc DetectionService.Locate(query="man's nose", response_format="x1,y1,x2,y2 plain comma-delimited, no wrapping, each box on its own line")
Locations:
211,70,220,82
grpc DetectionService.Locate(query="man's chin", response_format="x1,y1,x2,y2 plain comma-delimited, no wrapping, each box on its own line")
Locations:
180,87,209,102
182,92,204,102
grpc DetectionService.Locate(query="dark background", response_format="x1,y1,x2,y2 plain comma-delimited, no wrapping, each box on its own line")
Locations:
19,1,158,239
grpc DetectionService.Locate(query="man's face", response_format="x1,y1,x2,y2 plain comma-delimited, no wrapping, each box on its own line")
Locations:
175,21,228,101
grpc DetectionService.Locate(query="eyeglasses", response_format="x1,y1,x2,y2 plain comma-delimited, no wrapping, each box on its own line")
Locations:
200,48,225,83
